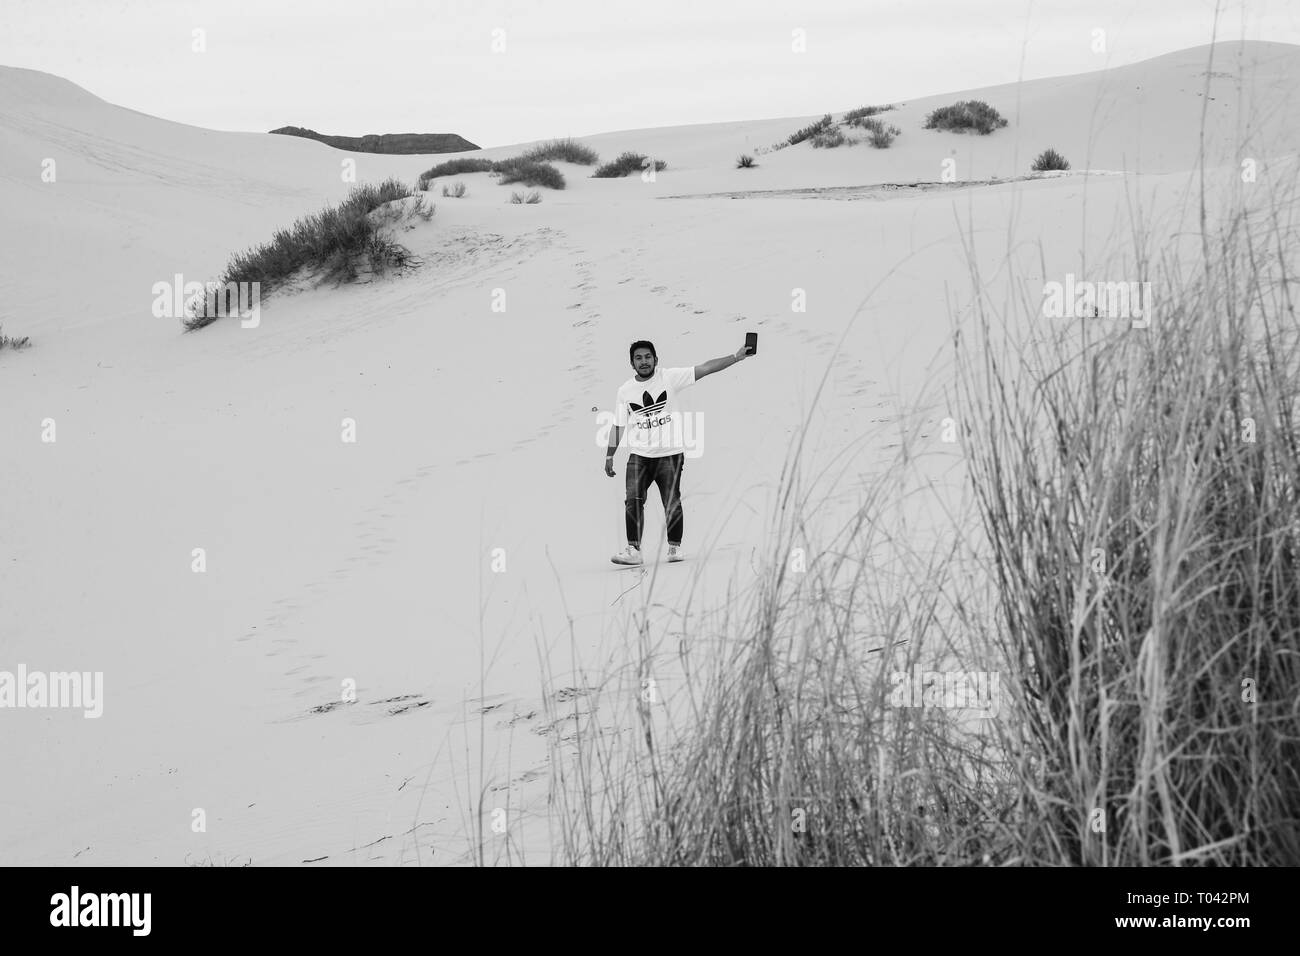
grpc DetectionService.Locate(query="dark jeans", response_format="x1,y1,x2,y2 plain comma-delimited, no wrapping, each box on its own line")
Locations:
625,453,684,547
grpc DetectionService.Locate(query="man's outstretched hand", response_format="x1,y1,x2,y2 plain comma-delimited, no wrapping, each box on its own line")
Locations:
734,344,753,362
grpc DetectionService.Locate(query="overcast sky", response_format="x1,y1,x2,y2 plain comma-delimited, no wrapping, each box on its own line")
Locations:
2,0,1298,146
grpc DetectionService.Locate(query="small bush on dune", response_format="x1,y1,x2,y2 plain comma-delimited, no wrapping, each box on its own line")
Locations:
1031,148,1070,171
421,154,570,192
736,154,756,169
521,137,599,165
592,152,668,178
509,190,541,204
494,158,566,189
859,117,901,148
810,127,847,149
924,99,1008,134
1,325,31,350
869,126,900,148
185,178,422,330
405,194,436,221
441,181,468,198
844,104,894,125
787,113,833,146
417,157,494,190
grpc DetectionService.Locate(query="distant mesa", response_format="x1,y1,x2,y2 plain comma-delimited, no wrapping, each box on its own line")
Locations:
269,126,479,154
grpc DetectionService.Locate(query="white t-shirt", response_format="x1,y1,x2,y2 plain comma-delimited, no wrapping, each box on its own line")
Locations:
615,366,696,458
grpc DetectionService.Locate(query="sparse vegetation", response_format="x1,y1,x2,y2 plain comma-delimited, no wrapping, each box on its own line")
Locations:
509,190,542,204
736,154,756,169
924,99,1009,134
520,138,599,165
441,181,468,198
419,155,567,191
417,157,494,190
1031,147,1071,171
810,127,848,149
185,179,426,330
592,152,667,178
787,114,834,146
493,158,566,189
844,104,895,126
0,325,31,350
859,117,902,148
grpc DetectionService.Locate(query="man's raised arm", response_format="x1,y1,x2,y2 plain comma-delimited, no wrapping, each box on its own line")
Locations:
694,344,752,381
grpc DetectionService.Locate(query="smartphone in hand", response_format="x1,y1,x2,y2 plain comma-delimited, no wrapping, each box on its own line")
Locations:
744,332,758,355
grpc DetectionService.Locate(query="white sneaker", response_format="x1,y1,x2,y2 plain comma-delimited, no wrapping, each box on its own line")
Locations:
667,545,684,563
611,544,643,566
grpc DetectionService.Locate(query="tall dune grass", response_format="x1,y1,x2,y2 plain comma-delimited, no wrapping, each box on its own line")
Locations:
957,193,1300,865
550,182,1300,866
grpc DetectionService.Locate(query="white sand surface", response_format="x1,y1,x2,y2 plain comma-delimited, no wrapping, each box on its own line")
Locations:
2,40,1297,864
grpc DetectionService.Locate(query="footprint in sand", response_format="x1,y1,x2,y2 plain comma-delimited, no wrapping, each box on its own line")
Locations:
298,693,432,722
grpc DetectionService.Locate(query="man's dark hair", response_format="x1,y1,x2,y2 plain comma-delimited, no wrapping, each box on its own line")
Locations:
629,340,657,364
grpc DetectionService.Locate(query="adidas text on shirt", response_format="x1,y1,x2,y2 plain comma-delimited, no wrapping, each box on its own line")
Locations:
614,366,699,458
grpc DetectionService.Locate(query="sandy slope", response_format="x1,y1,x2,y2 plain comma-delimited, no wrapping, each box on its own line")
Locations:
1,41,1298,865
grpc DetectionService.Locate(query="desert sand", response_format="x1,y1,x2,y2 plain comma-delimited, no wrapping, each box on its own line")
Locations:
1,40,1297,865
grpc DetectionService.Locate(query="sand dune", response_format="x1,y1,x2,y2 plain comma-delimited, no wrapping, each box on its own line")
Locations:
1,41,1296,865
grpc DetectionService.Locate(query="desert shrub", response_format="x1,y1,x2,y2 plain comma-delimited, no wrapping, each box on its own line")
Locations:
924,100,1008,134
417,157,494,190
858,118,901,148
1031,148,1070,171
510,190,541,204
844,104,894,125
184,178,421,330
870,127,900,148
787,113,834,146
521,138,599,165
493,158,566,189
441,181,468,197
0,325,31,350
736,154,756,168
406,194,436,221
592,152,668,178
810,127,847,149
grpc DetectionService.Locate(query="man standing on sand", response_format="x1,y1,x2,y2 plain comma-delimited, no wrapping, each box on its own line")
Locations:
605,339,752,566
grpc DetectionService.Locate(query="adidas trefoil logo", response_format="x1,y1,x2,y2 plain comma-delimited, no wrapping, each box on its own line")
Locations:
630,390,668,418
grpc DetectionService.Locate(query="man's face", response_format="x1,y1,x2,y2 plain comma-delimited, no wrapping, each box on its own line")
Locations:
632,348,656,377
